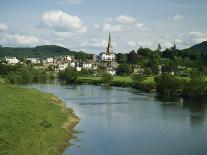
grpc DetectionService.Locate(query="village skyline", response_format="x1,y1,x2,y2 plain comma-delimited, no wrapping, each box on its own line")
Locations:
1,0,207,54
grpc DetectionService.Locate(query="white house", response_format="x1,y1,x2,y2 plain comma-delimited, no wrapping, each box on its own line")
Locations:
58,63,68,71
65,56,72,61
44,58,54,63
82,62,92,69
76,67,82,72
5,57,19,64
26,58,40,64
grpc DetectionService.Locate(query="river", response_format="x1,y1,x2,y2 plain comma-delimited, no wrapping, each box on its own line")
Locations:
24,84,207,155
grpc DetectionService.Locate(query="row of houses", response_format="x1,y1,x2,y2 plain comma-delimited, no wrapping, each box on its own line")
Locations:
2,33,119,75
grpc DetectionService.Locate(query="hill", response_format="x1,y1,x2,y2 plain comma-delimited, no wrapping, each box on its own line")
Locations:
0,45,77,58
189,41,207,52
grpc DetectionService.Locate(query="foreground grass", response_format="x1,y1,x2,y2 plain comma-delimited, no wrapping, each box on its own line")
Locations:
0,84,79,155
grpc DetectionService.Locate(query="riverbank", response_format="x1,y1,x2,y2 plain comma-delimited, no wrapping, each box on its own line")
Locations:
0,83,79,155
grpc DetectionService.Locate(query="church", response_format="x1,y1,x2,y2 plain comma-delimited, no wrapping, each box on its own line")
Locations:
99,33,116,62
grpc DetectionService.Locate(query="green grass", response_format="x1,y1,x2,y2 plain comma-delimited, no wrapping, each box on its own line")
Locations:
0,84,78,155
79,75,207,86
79,76,154,84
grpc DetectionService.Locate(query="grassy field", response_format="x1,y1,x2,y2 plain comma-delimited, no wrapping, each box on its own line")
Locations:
79,75,199,84
79,76,155,84
0,84,79,155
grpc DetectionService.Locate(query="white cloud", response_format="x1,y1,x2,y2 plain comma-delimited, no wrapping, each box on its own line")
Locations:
135,23,144,29
61,0,82,5
81,38,108,49
95,23,122,32
102,23,122,32
127,41,154,49
41,10,87,33
0,23,8,32
14,35,39,45
116,15,136,24
95,15,147,33
174,31,207,48
172,14,184,22
127,41,136,47
0,34,40,46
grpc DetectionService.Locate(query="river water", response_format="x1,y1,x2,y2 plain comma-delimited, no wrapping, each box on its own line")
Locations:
24,84,207,155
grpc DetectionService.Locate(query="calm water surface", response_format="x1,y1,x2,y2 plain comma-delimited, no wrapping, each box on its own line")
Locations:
24,84,207,155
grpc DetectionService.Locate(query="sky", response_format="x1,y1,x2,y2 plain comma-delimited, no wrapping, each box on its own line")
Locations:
0,0,207,54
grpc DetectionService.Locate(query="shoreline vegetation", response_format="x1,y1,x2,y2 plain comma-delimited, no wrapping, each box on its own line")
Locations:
0,81,79,155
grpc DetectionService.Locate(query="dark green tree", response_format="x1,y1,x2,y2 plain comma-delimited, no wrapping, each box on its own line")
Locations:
117,64,133,76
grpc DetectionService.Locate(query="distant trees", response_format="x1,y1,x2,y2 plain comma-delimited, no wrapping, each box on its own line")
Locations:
58,68,79,84
182,79,207,101
75,51,90,61
127,50,139,64
116,53,127,63
116,64,133,76
0,64,51,84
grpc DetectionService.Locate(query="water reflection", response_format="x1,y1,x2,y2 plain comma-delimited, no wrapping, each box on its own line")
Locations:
182,100,206,126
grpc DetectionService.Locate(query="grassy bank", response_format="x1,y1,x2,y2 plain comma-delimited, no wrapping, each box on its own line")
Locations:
0,83,79,155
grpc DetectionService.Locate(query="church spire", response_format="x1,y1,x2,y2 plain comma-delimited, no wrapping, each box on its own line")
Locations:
106,32,113,54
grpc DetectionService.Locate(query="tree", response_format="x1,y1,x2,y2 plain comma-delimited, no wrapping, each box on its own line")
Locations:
182,79,207,101
154,74,182,97
58,68,79,84
127,50,139,64
144,67,153,76
116,53,127,63
117,64,132,76
157,43,162,52
132,74,146,83
101,72,114,86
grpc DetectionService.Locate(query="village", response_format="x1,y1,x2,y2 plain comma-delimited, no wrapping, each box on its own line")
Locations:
3,33,122,75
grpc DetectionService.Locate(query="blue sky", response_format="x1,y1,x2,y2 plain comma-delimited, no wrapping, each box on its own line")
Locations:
0,0,207,53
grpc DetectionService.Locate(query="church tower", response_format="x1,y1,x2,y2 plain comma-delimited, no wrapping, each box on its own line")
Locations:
106,32,113,54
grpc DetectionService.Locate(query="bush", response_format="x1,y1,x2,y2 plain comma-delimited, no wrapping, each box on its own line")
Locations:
154,74,183,97
132,74,146,83
116,64,133,76
58,68,79,84
101,72,114,86
182,79,207,101
133,82,155,92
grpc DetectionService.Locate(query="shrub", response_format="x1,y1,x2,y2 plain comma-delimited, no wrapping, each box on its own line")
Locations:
101,72,114,86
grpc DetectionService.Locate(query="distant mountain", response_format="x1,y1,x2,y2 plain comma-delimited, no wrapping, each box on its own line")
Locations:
0,45,77,58
185,41,207,52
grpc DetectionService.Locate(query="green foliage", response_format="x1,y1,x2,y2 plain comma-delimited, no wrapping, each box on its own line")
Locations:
127,50,139,64
58,68,79,84
182,79,207,101
0,63,51,84
0,45,76,58
154,74,183,97
116,53,127,63
75,51,91,61
117,64,133,76
101,72,114,85
144,67,153,76
80,69,94,77
132,74,146,83
133,82,155,92
189,69,204,80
